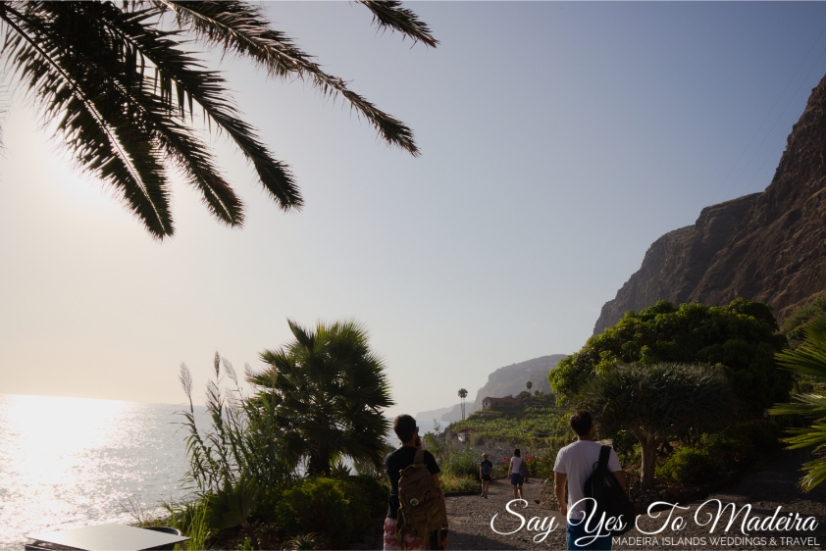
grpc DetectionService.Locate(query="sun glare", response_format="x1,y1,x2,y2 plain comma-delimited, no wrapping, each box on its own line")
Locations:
0,395,137,539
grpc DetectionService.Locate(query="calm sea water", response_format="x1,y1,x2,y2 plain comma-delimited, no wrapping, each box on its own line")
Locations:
0,394,204,550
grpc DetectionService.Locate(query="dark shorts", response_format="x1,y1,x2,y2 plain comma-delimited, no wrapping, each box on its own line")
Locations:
482,474,491,481
510,473,524,485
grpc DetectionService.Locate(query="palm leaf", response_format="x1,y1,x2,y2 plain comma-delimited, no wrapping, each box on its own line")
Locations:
358,0,438,47
153,0,421,156
1,2,174,237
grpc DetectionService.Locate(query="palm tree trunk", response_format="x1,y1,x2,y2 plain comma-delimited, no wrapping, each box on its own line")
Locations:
308,447,331,477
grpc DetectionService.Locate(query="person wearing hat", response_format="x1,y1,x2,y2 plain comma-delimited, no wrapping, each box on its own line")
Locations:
479,453,493,498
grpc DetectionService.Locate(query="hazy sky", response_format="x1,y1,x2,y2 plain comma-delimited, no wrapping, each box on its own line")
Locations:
2,2,826,417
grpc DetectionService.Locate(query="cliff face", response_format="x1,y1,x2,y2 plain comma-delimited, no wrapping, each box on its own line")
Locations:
469,354,566,412
595,73,826,335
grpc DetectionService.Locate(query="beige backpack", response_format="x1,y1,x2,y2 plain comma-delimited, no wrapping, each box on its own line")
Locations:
396,449,444,549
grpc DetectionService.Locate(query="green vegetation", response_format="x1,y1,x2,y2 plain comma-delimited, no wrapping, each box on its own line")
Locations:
657,447,723,486
0,1,434,238
249,320,393,477
536,299,796,496
449,398,566,449
770,315,826,490
550,299,791,416
781,292,826,345
168,319,393,549
275,476,386,548
576,363,734,490
458,388,468,421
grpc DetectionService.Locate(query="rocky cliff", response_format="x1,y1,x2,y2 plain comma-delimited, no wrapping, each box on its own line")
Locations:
595,73,826,334
469,354,566,412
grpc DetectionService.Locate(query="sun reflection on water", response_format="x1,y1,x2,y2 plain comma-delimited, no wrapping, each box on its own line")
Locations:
0,394,194,550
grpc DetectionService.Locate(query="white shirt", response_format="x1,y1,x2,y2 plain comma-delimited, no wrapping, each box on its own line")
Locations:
553,440,622,519
510,456,524,476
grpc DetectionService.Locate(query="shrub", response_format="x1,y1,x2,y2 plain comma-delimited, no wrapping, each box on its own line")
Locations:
275,477,373,548
439,473,479,493
530,450,559,479
349,474,390,518
701,420,782,464
441,449,480,479
657,448,724,486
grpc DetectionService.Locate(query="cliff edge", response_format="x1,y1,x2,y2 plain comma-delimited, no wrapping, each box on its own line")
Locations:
595,73,826,334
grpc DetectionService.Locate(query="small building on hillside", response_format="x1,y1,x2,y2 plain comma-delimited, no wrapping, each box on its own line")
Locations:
456,427,475,443
482,396,521,409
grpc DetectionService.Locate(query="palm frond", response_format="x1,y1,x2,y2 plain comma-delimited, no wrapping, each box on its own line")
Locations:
1,2,174,237
152,0,421,156
769,393,826,419
44,0,246,224
358,0,438,47
770,314,826,490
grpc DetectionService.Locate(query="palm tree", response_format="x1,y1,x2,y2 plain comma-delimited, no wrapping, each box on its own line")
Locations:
248,319,394,477
578,363,734,490
458,388,468,421
0,1,436,238
769,316,826,490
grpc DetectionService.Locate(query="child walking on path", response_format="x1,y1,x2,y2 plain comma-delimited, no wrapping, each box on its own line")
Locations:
479,453,492,499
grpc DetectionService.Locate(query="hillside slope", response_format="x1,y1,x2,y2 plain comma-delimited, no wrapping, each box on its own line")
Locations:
414,354,566,426
469,354,566,413
595,73,826,334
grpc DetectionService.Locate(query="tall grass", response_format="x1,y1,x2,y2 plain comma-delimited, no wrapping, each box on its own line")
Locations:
179,355,290,496
162,500,211,550
176,353,291,548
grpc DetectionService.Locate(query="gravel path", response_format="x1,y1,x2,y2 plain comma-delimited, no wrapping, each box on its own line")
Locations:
445,449,826,551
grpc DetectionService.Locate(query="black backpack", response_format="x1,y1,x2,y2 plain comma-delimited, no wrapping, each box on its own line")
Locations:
583,445,636,536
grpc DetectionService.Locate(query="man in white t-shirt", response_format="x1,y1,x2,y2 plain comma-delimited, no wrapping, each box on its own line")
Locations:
553,411,626,551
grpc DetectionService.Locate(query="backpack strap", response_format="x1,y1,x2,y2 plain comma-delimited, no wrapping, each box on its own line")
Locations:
414,448,425,466
599,445,611,470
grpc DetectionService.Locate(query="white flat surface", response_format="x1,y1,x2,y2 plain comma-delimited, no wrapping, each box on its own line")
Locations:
27,523,188,551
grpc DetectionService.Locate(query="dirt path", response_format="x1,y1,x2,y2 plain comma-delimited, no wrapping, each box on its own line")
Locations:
445,449,826,550
446,477,566,550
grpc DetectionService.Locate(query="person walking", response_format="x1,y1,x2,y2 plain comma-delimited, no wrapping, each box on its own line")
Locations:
384,414,448,550
479,453,493,498
507,448,526,500
553,411,627,551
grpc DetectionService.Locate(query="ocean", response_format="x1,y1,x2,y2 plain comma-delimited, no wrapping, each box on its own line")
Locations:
0,394,203,550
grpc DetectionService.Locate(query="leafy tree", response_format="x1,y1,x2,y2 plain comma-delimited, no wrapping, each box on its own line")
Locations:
526,381,533,391
458,388,468,421
0,1,436,238
769,315,826,490
550,299,790,415
248,320,393,477
577,363,734,490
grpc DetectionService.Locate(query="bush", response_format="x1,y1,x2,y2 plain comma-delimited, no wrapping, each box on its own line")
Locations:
275,477,374,548
440,473,479,493
657,448,724,486
702,420,782,463
349,474,390,518
530,450,559,479
441,449,480,479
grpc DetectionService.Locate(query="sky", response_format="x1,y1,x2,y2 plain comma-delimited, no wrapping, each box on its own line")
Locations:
2,1,826,418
